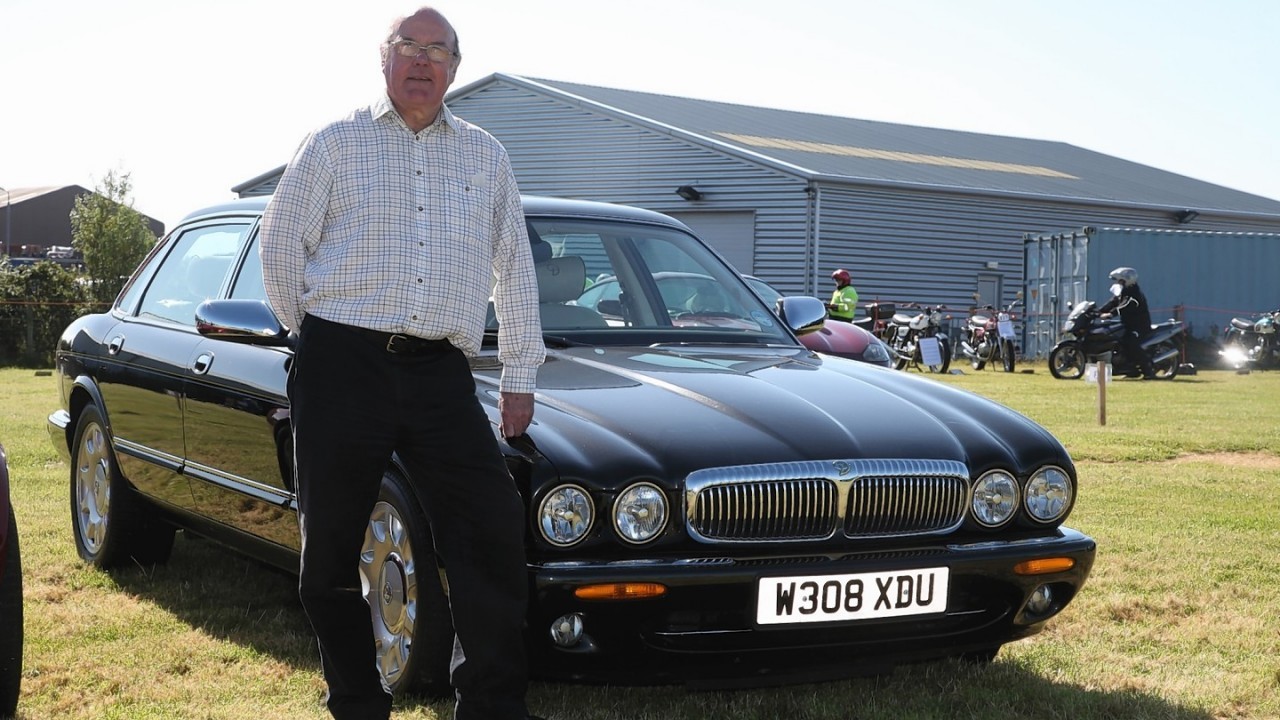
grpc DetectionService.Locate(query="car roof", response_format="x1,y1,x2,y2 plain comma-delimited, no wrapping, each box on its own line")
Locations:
178,194,692,232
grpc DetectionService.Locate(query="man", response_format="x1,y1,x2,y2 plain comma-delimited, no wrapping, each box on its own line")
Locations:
1098,266,1156,379
828,268,859,321
259,7,544,720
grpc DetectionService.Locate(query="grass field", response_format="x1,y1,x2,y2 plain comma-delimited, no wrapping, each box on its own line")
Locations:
3,364,1279,719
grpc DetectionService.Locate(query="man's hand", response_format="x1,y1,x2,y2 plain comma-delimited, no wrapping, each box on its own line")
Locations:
499,392,535,438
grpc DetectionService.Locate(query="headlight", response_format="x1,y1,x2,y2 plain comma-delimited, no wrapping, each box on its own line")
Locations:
863,339,892,364
972,470,1019,527
614,482,668,544
1025,466,1073,522
539,485,594,546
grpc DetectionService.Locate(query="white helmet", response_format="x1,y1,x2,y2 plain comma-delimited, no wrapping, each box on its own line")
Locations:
1108,267,1138,287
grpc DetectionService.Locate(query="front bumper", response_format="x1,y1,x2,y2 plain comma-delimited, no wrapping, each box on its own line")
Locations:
526,527,1095,686
47,409,72,464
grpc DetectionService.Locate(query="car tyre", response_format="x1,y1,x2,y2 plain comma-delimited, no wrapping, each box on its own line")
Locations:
0,506,21,718
70,405,175,569
360,469,453,699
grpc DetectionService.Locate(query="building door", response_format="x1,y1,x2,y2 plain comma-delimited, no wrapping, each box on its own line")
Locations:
975,274,1001,310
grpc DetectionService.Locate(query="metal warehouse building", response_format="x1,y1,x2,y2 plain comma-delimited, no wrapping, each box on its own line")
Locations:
235,73,1280,352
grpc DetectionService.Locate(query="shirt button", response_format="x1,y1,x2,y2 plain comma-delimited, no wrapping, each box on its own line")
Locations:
417,206,424,211
417,278,423,283
416,170,423,176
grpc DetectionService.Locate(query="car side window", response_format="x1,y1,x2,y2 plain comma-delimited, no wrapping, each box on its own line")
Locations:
135,222,253,326
229,233,267,303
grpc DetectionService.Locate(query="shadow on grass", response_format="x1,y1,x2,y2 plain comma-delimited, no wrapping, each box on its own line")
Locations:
106,534,1216,720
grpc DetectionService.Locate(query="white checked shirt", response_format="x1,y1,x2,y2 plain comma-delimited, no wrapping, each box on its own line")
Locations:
260,96,544,394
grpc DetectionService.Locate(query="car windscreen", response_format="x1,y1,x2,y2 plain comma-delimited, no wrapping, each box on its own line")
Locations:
522,216,793,345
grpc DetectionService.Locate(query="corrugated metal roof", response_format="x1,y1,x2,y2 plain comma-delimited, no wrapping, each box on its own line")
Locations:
463,74,1280,218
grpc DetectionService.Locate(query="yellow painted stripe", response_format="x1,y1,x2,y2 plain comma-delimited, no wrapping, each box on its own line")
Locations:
718,132,1078,179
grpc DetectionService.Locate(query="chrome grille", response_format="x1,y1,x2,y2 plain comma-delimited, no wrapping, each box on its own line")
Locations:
685,459,969,544
689,479,837,542
845,474,967,536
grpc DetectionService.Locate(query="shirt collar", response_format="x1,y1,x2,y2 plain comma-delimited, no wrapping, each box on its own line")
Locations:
373,93,459,134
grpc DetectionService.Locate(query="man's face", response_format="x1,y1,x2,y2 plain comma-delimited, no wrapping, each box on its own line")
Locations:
382,10,459,128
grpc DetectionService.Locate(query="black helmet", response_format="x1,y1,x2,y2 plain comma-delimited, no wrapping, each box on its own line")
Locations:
1108,267,1138,287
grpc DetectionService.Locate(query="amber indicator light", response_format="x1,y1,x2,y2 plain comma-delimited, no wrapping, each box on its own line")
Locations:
1014,557,1076,575
573,583,668,600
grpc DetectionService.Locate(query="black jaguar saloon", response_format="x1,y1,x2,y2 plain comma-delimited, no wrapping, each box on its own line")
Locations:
49,195,1095,695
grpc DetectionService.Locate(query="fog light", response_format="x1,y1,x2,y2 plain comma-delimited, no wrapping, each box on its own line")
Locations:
1026,584,1053,615
549,613,584,648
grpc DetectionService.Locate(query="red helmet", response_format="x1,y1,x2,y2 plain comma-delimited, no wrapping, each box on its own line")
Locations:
831,268,851,284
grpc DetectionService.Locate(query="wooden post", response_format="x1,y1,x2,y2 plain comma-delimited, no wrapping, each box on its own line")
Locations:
1097,362,1107,426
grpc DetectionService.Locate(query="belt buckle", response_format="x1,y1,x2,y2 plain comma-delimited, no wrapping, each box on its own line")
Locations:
386,333,410,353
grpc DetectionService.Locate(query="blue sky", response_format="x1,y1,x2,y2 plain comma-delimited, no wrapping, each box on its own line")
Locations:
2,0,1276,229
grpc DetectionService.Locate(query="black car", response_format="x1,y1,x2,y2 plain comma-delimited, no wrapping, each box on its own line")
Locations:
0,442,21,717
48,195,1095,694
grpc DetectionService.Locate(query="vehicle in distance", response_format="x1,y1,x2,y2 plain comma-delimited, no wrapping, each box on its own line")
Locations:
0,441,22,717
743,275,894,367
48,195,1095,694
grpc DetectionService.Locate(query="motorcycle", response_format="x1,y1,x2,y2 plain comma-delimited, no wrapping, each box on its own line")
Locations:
1047,300,1184,380
882,303,952,373
960,293,1021,372
1219,309,1280,370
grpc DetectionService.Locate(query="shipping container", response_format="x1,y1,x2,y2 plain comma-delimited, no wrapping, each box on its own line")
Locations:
1023,226,1280,357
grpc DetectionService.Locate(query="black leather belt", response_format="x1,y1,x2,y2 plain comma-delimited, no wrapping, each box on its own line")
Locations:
351,326,452,354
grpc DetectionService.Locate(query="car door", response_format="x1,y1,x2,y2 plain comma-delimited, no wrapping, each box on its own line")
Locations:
183,230,300,552
98,218,253,511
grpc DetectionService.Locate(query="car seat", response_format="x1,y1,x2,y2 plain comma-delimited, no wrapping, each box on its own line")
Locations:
535,256,608,329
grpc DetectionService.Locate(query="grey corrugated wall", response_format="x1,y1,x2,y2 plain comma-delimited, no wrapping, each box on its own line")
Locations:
444,79,1280,352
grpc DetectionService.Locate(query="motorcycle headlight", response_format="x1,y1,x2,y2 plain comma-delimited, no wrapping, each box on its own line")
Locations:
972,470,1019,527
613,482,668,544
539,485,594,546
1061,319,1074,333
1025,466,1074,523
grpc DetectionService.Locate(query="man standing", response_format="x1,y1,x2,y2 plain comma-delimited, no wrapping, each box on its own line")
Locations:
828,268,859,322
260,7,543,720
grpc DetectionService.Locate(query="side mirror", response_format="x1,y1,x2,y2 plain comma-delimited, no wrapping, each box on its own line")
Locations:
777,296,828,336
195,299,293,348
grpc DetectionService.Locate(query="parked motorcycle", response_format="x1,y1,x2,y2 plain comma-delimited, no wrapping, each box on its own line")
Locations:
882,304,951,373
960,293,1021,372
1219,309,1279,370
1048,300,1183,380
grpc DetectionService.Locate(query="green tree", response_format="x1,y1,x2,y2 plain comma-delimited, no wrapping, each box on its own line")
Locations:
70,169,157,304
0,259,89,365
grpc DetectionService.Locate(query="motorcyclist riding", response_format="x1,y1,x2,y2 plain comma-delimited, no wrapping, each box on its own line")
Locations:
828,268,859,322
1098,266,1156,379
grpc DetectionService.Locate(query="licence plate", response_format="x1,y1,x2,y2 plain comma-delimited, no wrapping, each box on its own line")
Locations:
756,567,949,625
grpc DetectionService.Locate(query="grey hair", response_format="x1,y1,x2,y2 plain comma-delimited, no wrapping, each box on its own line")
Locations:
381,7,461,61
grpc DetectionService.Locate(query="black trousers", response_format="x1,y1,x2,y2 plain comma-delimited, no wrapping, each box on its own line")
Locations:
1121,329,1155,376
290,315,529,720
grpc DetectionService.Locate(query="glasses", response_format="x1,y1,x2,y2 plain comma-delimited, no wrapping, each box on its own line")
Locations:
389,38,458,64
